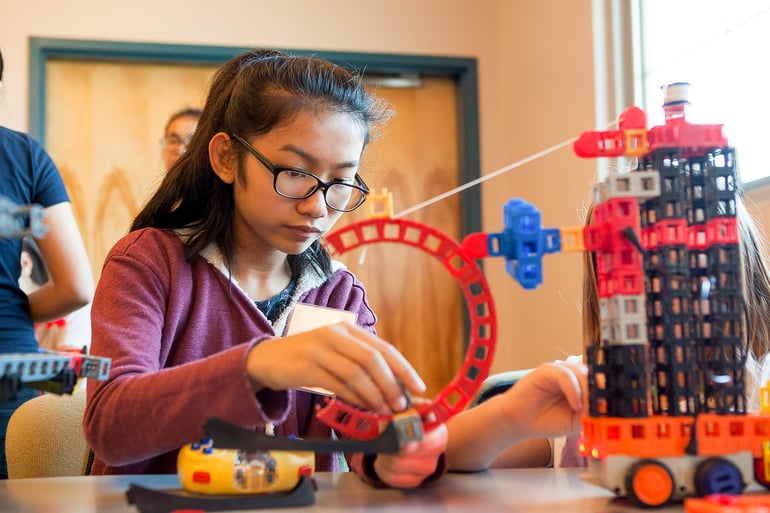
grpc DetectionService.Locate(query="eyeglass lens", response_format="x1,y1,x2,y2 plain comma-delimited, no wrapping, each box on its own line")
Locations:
231,134,367,212
275,171,365,212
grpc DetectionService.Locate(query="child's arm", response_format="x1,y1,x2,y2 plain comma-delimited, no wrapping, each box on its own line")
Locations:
27,202,93,322
445,362,586,472
246,322,424,414
481,437,553,468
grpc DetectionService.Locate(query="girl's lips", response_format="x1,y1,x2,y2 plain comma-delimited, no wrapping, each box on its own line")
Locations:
289,225,321,233
287,225,322,239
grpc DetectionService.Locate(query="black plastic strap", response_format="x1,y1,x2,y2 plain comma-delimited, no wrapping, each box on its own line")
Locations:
126,475,315,513
204,416,402,454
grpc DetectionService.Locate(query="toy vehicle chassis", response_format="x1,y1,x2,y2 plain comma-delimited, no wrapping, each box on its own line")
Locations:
126,474,315,512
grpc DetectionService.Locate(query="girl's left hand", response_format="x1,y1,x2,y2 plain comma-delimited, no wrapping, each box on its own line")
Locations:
372,422,448,489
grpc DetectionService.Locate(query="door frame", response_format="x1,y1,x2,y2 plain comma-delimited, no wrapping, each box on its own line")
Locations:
28,37,481,237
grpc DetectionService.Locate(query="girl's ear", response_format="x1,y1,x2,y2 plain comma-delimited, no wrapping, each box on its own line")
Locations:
209,132,236,184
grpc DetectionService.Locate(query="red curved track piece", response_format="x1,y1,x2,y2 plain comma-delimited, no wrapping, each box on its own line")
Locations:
316,217,497,438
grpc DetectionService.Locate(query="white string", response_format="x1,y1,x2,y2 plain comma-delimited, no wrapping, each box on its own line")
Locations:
353,132,594,265
358,245,368,265
393,136,578,219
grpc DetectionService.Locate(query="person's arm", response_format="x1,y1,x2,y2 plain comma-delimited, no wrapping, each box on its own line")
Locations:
26,202,93,323
484,437,553,468
446,362,586,472
84,230,289,468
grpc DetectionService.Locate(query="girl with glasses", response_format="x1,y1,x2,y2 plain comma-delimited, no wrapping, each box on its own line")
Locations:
84,48,446,488
85,48,589,490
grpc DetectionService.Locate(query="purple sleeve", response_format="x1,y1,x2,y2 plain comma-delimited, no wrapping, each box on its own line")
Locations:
84,230,290,467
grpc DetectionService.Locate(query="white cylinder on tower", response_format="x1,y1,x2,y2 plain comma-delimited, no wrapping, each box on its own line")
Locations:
661,82,691,121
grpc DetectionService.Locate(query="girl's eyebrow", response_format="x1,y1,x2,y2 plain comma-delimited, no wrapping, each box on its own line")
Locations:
280,144,359,170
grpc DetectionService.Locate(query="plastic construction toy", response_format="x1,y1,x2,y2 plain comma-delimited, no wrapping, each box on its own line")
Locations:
453,82,769,508
0,349,111,400
460,198,583,290
0,194,46,240
127,410,425,512
178,438,315,495
684,494,770,513
129,190,498,512
314,189,498,439
571,82,770,507
129,364,426,512
126,438,317,512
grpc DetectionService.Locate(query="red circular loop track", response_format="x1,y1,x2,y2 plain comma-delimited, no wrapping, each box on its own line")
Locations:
316,217,497,438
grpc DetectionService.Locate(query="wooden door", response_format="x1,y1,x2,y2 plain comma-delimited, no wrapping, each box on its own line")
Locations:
337,78,464,398
45,59,216,279
45,61,463,398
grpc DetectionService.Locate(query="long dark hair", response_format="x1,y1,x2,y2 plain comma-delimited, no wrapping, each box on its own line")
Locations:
21,236,49,286
132,49,392,279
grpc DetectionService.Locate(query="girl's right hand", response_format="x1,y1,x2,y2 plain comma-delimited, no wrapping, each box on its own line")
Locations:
498,361,587,438
245,322,425,415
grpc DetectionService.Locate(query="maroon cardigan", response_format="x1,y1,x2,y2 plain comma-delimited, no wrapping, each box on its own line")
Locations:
85,228,389,478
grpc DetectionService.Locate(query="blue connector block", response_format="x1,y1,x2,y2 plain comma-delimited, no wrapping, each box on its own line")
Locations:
487,198,561,289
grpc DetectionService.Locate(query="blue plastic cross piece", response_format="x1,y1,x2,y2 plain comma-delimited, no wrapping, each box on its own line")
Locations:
486,198,562,289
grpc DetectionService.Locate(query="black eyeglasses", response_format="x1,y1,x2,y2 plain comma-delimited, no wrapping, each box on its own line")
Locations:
231,134,369,212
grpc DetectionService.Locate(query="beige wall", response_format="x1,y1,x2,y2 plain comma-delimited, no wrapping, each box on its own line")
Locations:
0,0,598,372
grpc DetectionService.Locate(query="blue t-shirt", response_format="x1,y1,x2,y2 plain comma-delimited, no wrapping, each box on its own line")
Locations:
0,126,69,353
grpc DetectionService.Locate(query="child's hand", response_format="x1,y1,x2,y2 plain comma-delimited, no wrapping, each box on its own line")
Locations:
445,361,587,471
246,322,426,415
499,361,587,438
35,319,68,351
373,422,448,489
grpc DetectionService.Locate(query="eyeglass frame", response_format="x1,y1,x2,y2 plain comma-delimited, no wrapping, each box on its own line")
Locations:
230,134,370,213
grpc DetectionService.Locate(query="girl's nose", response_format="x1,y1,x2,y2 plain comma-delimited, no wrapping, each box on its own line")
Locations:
297,188,328,217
